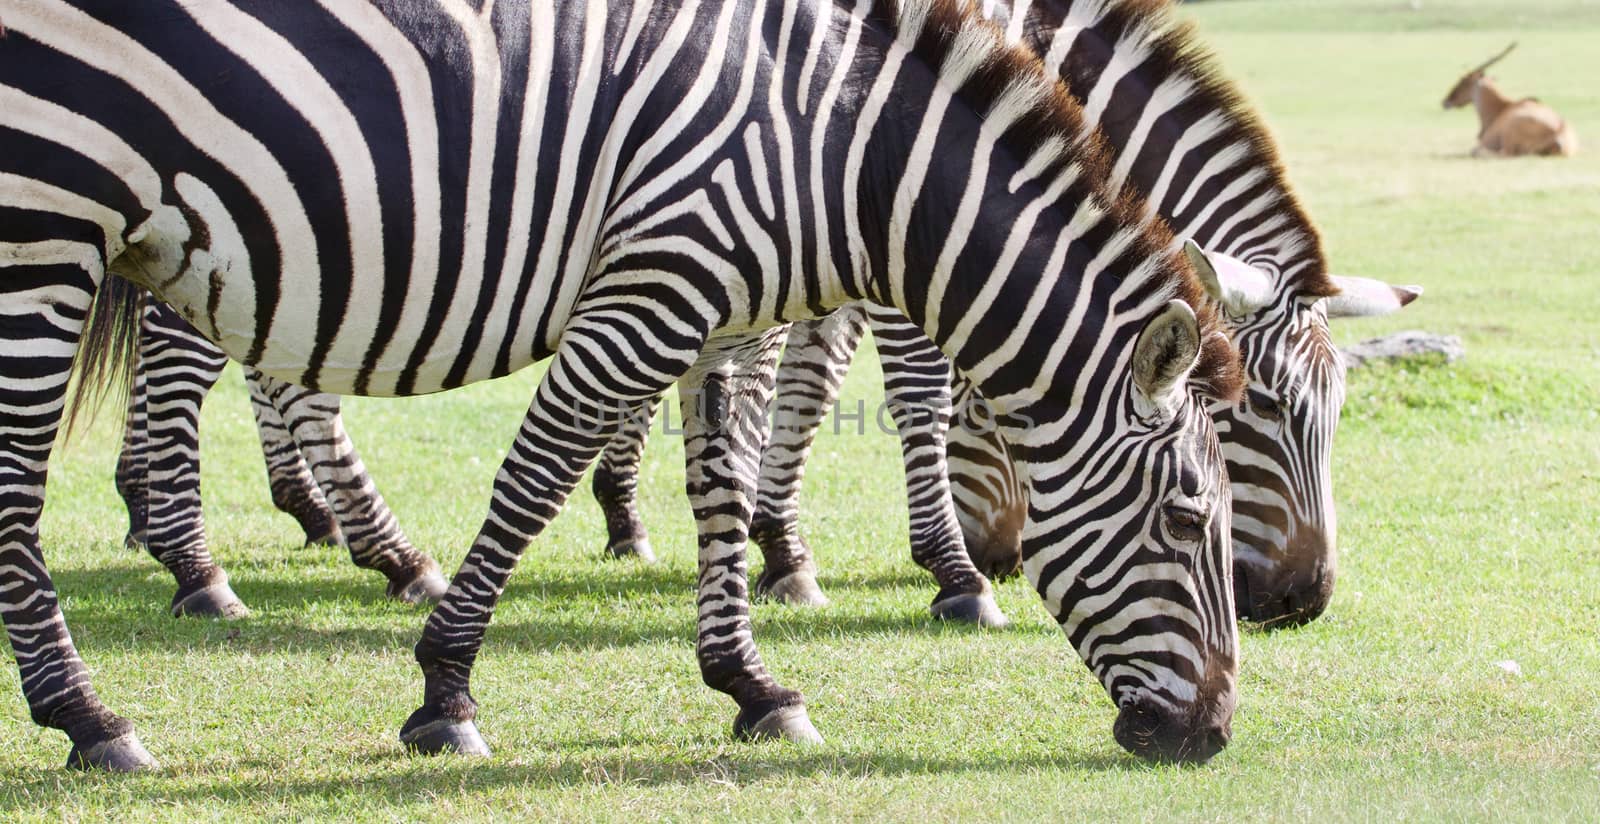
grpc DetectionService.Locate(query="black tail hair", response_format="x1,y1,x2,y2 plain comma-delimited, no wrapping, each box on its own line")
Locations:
62,275,144,440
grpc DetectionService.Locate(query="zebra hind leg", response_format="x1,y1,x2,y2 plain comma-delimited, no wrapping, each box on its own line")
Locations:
590,396,661,562
246,376,343,548
131,301,248,619
748,308,872,607
0,245,155,770
686,330,822,744
402,311,701,756
248,371,447,605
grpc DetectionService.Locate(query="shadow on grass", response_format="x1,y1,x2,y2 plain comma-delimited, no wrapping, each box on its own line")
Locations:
98,539,976,601
0,743,1144,805
54,561,1058,658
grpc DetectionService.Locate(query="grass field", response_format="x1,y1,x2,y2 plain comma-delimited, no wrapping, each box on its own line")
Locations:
5,1,1600,820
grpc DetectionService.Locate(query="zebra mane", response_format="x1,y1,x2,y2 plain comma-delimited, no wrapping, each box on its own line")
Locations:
868,0,1244,401
1049,0,1338,298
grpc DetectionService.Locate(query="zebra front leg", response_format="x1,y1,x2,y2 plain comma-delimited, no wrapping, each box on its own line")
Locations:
866,309,1006,628
246,376,342,548
132,302,248,618
590,396,662,562
686,329,821,742
749,307,871,606
0,257,154,771
248,372,446,604
402,313,697,755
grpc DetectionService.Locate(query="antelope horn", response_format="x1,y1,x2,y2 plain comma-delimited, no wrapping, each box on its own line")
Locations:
1472,41,1517,74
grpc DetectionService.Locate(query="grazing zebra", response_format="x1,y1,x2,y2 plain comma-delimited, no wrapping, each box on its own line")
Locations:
0,0,1244,771
592,0,1420,628
114,298,447,617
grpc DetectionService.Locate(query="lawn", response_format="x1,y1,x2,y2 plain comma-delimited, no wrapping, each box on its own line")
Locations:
4,0,1600,820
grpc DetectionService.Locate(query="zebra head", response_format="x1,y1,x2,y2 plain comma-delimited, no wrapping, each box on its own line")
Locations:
1186,243,1420,627
1013,298,1242,764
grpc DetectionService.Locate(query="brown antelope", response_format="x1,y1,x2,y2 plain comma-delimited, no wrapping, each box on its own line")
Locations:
1443,43,1579,157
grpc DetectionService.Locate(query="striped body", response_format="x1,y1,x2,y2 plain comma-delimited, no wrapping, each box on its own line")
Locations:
1,0,1240,767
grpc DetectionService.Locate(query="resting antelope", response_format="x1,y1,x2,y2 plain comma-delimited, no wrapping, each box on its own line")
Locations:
1443,43,1579,157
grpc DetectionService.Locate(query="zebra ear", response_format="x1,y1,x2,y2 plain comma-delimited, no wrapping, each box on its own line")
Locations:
1133,300,1202,408
1324,276,1423,318
1183,240,1277,316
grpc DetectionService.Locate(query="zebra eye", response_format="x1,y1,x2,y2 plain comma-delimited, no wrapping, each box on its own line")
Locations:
1163,504,1208,544
1247,389,1284,422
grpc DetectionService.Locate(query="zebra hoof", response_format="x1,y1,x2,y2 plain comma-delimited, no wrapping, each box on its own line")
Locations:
735,704,824,745
758,570,830,608
392,569,450,605
122,532,144,551
606,537,656,563
400,712,491,757
930,592,1009,628
66,733,158,772
171,582,250,620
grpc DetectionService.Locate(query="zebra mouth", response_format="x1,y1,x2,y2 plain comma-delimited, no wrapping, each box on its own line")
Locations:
962,531,1023,581
1112,698,1231,764
1233,557,1335,629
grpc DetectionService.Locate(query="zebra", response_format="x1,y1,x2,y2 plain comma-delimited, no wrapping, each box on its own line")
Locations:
93,0,1426,636
114,297,448,617
0,0,1245,770
589,0,1421,628
92,0,1416,630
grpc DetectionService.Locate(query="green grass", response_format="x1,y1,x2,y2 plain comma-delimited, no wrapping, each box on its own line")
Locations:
6,1,1600,819
1181,0,1600,31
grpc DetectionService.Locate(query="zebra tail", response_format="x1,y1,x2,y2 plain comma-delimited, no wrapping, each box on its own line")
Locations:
62,275,144,441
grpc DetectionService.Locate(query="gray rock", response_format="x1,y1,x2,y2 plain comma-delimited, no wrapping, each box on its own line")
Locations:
1340,331,1465,369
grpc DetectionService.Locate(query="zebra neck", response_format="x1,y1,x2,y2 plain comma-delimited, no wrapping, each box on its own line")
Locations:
1003,0,1330,296
831,8,1169,420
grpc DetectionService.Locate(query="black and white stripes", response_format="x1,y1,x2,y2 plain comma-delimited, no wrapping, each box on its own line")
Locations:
115,300,446,618
585,0,1415,630
2,0,1242,769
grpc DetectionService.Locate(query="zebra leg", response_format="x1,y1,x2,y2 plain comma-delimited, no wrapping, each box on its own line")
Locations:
247,371,446,604
134,302,249,619
750,306,1003,624
0,254,155,771
244,376,343,548
113,352,150,550
590,396,661,562
685,329,822,743
401,313,700,756
748,306,871,606
867,309,1006,628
